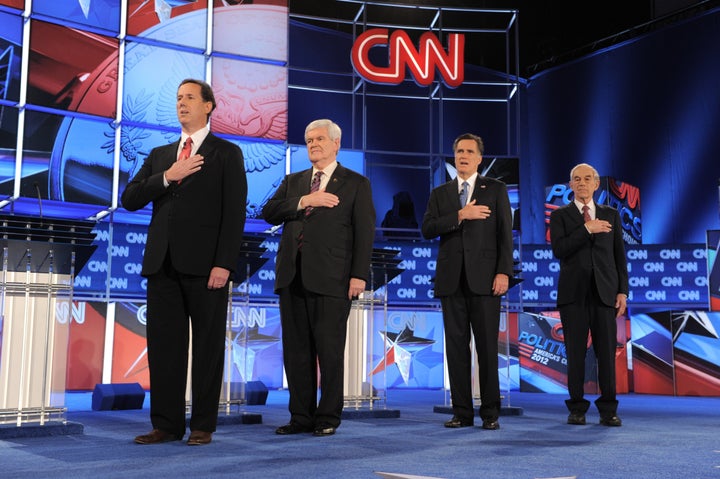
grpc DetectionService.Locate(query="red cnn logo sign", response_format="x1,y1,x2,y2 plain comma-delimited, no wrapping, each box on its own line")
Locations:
351,28,465,88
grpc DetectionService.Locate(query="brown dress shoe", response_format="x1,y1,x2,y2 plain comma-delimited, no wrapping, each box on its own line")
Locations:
134,429,182,445
187,430,213,445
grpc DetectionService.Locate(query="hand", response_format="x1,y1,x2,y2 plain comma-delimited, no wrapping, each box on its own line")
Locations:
585,218,612,234
615,293,627,317
165,153,204,182
348,277,366,300
302,190,339,209
492,273,509,296
458,200,491,221
207,267,230,290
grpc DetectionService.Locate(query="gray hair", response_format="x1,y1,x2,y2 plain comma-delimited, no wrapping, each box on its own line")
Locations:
305,119,342,143
570,163,600,181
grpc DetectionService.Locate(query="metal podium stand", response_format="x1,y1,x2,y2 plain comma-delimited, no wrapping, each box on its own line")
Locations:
342,247,403,418
0,214,96,430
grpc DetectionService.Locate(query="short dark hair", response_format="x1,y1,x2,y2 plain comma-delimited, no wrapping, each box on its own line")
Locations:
453,133,484,155
179,78,217,118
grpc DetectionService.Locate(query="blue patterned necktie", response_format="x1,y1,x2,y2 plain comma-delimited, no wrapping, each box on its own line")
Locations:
459,181,468,208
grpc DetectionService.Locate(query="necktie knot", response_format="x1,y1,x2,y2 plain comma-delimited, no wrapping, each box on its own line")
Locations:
179,137,193,160
582,205,591,222
311,171,323,192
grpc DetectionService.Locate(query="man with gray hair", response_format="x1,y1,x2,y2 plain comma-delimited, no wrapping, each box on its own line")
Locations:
549,163,628,427
262,119,376,436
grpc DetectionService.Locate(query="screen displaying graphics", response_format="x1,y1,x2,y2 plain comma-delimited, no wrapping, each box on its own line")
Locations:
0,1,288,220
544,176,641,244
520,244,708,308
368,309,444,389
707,230,720,311
630,310,720,396
518,311,629,394
223,303,284,390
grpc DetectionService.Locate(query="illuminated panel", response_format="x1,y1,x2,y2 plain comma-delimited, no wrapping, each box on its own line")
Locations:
32,0,120,34
0,0,24,9
126,0,207,49
520,244,708,308
210,58,287,140
26,19,118,118
708,230,720,311
212,3,288,62
0,10,22,104
0,106,17,195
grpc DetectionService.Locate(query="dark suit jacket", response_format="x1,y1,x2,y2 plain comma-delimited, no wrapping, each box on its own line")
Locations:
549,202,628,307
121,132,247,277
421,176,514,297
262,163,376,298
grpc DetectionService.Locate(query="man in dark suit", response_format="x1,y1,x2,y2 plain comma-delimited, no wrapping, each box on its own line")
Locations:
121,78,247,445
549,163,628,427
262,119,375,437
421,133,514,430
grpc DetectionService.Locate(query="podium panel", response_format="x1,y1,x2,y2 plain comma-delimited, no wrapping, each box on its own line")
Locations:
0,270,71,425
343,297,386,410
0,214,96,426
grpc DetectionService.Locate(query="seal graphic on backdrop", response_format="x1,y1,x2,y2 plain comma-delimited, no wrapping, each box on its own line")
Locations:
48,5,287,217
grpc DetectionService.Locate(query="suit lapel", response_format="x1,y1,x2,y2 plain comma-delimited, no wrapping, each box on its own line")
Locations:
444,179,460,208
324,164,345,194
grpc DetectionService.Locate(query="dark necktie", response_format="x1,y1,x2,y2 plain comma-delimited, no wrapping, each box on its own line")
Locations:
177,137,192,184
459,181,469,208
582,204,591,222
305,171,323,216
299,171,323,249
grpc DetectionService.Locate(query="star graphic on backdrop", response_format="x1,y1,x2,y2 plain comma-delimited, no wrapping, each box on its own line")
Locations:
227,325,280,381
671,311,719,343
370,325,435,384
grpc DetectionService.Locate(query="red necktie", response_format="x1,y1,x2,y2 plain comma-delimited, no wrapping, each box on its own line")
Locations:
582,205,591,222
177,137,192,184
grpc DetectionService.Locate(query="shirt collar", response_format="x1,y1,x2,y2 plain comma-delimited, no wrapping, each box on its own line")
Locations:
457,172,478,191
314,160,338,178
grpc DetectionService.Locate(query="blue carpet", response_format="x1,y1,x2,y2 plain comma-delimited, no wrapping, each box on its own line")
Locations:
1,390,718,478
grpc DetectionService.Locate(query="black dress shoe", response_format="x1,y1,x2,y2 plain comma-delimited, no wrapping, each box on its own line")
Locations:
134,429,182,444
599,415,622,427
444,416,473,428
275,422,314,435
567,412,586,425
313,422,337,436
481,418,500,430
187,430,212,445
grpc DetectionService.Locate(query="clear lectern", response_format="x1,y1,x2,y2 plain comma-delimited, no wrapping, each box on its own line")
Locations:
0,214,96,426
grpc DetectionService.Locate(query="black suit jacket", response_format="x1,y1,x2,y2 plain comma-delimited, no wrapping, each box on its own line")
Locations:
121,132,247,276
262,163,376,298
422,176,514,297
549,202,629,307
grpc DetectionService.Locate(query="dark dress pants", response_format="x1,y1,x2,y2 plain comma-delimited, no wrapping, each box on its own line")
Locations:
440,272,502,421
278,257,352,428
559,277,618,416
146,254,229,436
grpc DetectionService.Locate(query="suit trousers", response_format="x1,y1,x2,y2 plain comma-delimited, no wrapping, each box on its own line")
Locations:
559,276,618,415
146,254,229,436
278,256,352,428
440,273,502,421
